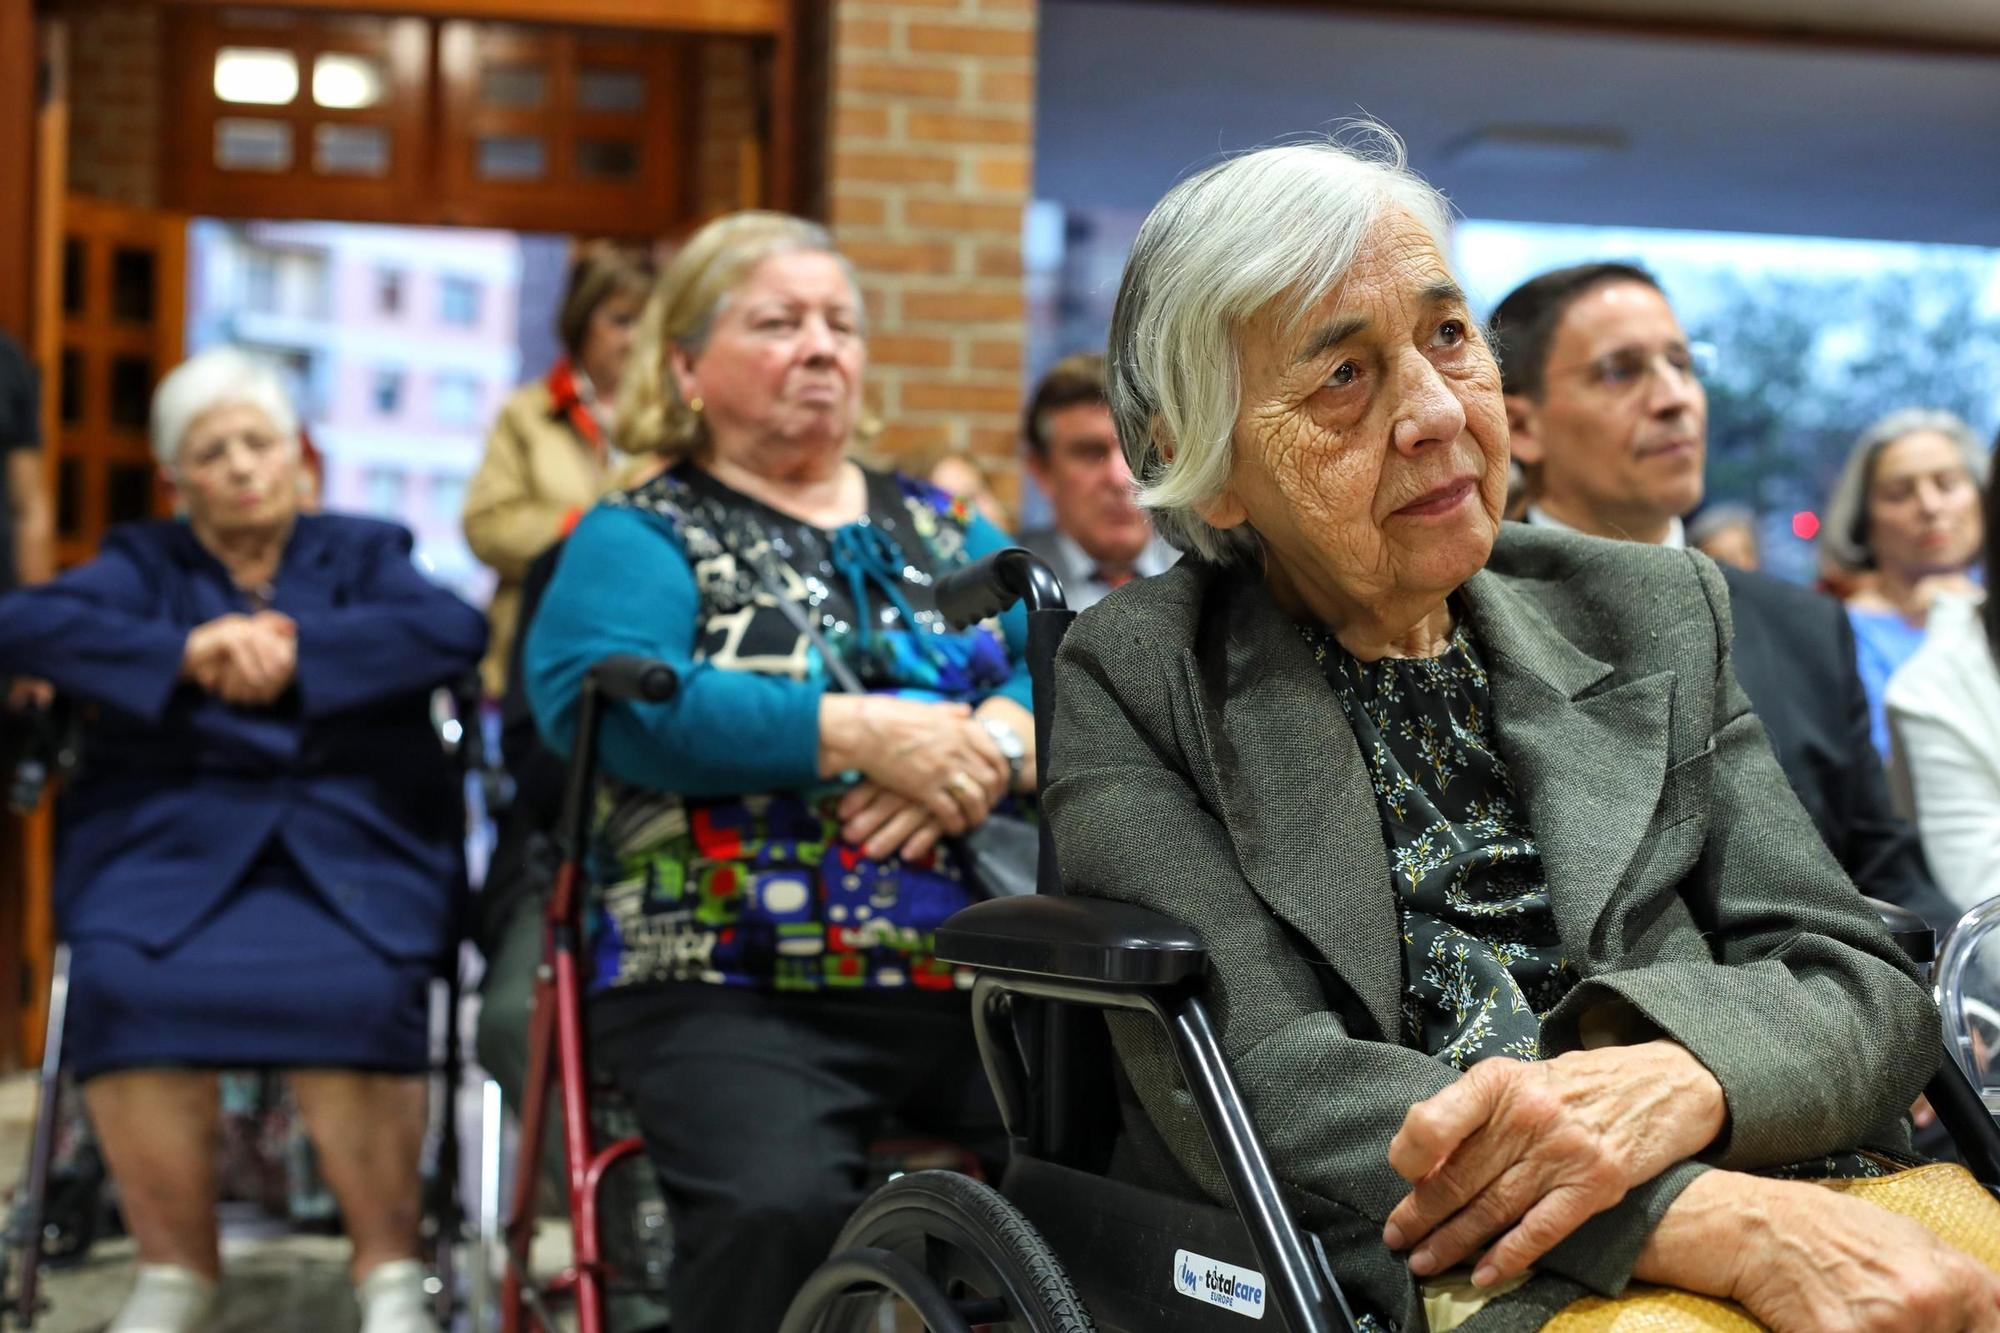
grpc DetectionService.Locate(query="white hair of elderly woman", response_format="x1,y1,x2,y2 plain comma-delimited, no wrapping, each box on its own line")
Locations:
150,346,301,470
1820,406,1988,571
1106,126,1456,564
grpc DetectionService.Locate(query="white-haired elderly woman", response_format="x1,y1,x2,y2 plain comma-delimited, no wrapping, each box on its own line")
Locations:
1045,133,2000,1333
1821,408,1986,758
0,346,485,1333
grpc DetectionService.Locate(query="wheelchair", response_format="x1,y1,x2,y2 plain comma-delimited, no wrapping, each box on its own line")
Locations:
771,547,2000,1333
0,679,486,1331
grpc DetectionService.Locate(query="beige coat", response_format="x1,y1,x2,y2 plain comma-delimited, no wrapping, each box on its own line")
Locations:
463,378,609,694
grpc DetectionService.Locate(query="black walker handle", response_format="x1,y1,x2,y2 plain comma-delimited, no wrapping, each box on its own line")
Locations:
935,548,1068,627
558,655,680,864
589,653,679,704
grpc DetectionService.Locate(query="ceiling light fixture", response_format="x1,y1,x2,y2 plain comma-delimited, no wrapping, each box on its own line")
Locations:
1442,125,1630,172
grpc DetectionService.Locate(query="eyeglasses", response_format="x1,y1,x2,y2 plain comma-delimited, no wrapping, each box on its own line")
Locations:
1548,341,1716,396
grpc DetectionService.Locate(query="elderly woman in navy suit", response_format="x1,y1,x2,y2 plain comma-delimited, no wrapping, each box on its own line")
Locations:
0,347,486,1333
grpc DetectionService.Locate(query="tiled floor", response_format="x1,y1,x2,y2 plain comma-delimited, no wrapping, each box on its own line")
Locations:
0,1074,567,1332
0,1073,367,1332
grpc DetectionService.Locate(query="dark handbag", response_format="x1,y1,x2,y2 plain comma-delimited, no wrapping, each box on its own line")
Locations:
748,545,1039,900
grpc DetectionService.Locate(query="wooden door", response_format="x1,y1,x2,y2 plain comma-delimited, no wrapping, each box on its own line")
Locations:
52,198,186,570
8,13,75,1068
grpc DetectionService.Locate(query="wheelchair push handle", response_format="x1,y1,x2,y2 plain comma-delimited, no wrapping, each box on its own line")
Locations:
935,548,1068,628
587,654,679,704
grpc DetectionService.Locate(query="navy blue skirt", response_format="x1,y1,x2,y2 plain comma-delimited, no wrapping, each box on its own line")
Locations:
65,844,433,1081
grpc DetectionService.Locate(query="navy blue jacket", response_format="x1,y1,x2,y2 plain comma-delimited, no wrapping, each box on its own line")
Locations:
0,514,488,959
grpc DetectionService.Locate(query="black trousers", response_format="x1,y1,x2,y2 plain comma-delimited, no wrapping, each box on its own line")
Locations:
590,982,1002,1333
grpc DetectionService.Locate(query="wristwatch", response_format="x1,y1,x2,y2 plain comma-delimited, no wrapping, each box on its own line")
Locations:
979,716,1027,789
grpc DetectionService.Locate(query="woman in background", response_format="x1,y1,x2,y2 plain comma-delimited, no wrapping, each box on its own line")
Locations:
1821,408,1985,757
463,240,655,694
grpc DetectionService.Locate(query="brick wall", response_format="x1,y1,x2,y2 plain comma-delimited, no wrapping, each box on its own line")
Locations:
695,37,758,218
64,2,160,209
825,0,1036,490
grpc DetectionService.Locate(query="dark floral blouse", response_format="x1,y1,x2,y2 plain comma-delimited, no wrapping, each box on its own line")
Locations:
1301,618,1575,1068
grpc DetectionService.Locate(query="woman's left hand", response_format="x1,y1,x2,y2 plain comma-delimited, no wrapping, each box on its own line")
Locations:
838,781,967,861
1382,1040,1727,1287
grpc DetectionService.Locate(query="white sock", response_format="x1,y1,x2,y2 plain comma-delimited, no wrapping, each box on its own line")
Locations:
357,1258,441,1333
108,1264,219,1333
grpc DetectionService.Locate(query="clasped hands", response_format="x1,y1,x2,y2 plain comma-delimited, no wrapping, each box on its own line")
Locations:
1382,1040,1725,1287
181,611,297,706
820,694,1021,862
1383,1043,2000,1332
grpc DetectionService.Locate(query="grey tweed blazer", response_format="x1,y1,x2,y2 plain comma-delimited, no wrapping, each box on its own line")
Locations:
1043,522,1938,1332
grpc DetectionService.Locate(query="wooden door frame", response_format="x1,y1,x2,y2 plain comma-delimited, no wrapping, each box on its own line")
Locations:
0,0,35,344
151,0,787,37
0,0,64,1073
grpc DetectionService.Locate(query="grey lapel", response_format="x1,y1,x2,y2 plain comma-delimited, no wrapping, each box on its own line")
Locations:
1181,565,1677,1033
1457,570,1675,949
1183,570,1405,1043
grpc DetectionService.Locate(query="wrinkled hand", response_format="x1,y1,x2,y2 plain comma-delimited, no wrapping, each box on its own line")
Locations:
1383,1041,1726,1286
837,782,955,861
823,696,1007,835
1732,1181,2000,1333
6,677,54,712
183,612,297,706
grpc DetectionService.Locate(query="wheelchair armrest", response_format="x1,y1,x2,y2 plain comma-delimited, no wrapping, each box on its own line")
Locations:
934,896,1207,987
1866,896,1935,968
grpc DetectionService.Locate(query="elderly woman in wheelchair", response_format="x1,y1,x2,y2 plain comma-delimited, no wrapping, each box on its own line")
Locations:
523,210,1038,1333
1026,133,2000,1333
0,347,486,1333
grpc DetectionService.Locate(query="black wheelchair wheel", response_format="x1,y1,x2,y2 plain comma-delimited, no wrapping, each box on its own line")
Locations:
790,1170,1094,1333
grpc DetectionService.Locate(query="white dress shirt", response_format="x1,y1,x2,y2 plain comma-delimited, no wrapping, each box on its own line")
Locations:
1051,530,1178,612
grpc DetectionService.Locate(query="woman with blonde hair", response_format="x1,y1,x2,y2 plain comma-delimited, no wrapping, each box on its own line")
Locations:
523,211,1034,1332
463,240,655,693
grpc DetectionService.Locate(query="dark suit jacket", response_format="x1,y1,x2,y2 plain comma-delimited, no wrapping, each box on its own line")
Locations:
1045,524,1936,1331
1718,565,1957,932
0,515,488,960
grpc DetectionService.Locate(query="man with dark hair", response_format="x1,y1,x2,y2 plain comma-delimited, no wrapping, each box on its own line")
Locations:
0,330,50,593
1015,352,1174,610
1491,263,1956,932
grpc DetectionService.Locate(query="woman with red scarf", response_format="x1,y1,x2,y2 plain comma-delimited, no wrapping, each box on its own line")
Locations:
463,241,655,695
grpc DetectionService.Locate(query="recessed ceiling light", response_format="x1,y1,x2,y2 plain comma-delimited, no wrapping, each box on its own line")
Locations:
1443,125,1629,172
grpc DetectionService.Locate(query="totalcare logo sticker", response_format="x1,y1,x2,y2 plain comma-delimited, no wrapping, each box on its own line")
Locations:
1173,1249,1267,1320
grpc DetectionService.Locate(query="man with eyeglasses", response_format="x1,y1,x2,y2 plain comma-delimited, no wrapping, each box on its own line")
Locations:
1491,262,1957,941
